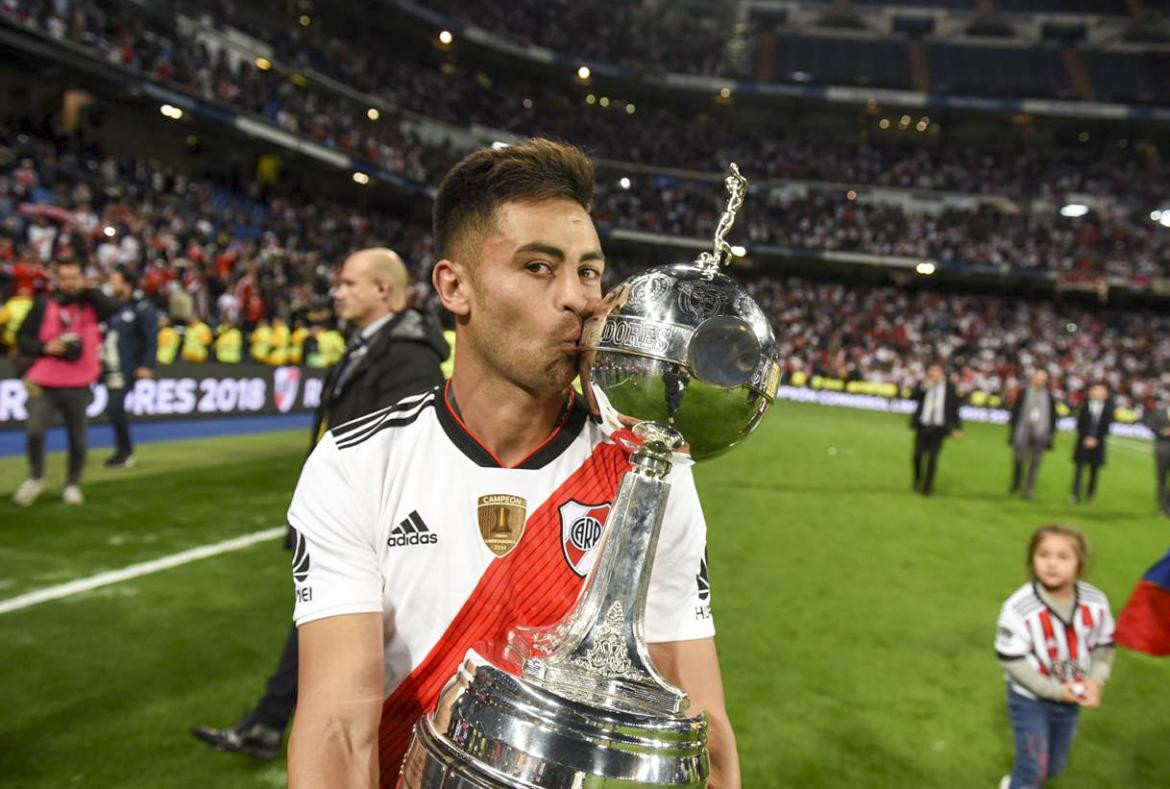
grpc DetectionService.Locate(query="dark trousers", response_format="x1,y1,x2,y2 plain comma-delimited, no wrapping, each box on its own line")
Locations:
1156,450,1170,514
26,385,91,485
106,386,134,457
913,426,946,494
254,624,299,732
1071,462,1100,501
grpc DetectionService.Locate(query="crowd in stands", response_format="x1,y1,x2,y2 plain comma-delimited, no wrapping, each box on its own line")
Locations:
3,124,1169,414
400,0,736,77
748,276,1170,412
594,177,1170,279
5,1,1170,280
0,126,431,366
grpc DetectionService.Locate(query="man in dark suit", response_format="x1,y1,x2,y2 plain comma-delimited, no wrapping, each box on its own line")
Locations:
102,266,158,469
1070,382,1114,503
909,362,963,496
1009,369,1058,499
192,247,448,759
1143,395,1170,517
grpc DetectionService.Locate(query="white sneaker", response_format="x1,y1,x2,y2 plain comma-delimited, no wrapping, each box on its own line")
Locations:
62,485,84,506
13,478,45,507
999,775,1011,789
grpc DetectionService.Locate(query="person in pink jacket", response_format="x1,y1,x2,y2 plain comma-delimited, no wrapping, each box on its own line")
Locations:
13,260,115,506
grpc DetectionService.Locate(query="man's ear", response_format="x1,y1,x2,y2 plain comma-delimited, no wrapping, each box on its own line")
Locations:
433,259,470,317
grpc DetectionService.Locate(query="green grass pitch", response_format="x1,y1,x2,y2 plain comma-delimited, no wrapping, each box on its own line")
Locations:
1,402,1166,787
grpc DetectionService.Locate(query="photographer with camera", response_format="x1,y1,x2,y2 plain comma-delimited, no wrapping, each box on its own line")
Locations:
13,260,115,507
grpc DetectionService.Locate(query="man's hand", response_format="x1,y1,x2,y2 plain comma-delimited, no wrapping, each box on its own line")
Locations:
951,429,963,441
1162,427,1170,439
133,367,154,380
43,338,68,356
1083,437,1099,450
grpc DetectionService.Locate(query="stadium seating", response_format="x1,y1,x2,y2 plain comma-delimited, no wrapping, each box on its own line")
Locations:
769,34,913,89
924,42,1072,98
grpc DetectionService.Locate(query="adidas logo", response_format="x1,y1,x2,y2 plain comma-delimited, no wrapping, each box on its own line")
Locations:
388,511,438,547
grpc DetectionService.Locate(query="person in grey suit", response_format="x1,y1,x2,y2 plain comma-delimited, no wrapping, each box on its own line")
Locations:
1009,369,1058,499
1143,397,1170,517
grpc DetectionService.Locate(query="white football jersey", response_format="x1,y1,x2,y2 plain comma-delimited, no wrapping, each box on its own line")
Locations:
287,382,714,780
994,581,1115,700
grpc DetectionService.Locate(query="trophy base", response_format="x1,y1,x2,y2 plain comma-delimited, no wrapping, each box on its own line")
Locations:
398,654,709,788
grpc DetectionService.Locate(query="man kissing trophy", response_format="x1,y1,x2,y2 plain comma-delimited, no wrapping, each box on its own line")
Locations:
399,165,781,787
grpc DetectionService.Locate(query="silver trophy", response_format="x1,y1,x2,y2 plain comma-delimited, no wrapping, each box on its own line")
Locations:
399,164,781,787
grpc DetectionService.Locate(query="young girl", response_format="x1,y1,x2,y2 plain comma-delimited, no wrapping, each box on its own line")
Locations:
995,525,1116,789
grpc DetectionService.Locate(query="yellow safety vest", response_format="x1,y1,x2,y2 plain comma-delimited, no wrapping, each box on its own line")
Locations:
157,327,180,365
250,324,272,363
181,322,213,363
267,323,291,366
1,295,34,348
289,326,310,365
441,330,456,380
321,330,346,366
214,327,243,364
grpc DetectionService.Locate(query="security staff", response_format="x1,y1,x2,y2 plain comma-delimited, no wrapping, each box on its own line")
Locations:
213,321,243,364
156,315,180,364
180,315,213,363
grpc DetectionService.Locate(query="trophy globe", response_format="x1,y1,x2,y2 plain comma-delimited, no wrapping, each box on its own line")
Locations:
580,164,781,461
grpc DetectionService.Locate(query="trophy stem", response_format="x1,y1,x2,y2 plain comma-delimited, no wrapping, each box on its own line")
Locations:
514,434,689,716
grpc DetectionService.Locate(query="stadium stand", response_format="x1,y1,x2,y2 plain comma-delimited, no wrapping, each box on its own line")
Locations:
2,0,1169,412
3,124,1169,414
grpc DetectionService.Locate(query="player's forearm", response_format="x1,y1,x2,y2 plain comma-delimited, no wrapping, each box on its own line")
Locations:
706,707,742,789
288,710,379,789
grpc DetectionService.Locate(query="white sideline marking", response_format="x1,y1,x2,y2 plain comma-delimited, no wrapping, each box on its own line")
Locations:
0,526,287,616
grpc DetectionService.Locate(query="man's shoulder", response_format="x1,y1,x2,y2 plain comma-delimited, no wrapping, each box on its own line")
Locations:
329,387,441,453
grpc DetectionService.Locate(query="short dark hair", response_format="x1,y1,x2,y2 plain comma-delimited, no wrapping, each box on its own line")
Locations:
113,264,139,288
433,138,594,260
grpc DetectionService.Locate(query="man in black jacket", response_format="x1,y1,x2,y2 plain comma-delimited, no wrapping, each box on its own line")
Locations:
909,362,963,496
192,247,448,759
1009,369,1059,499
1070,382,1114,503
101,266,158,468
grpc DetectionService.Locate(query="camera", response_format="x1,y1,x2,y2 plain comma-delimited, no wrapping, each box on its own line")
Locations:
59,332,83,362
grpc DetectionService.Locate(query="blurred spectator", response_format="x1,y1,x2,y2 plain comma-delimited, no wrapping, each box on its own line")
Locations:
1143,397,1170,517
13,259,115,507
909,362,963,497
1070,382,1113,504
1009,369,1058,499
101,264,157,468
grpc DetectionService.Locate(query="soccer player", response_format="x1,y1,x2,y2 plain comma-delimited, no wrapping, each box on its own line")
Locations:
286,140,740,788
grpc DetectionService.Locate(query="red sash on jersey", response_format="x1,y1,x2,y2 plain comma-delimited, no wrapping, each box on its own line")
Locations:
377,442,631,786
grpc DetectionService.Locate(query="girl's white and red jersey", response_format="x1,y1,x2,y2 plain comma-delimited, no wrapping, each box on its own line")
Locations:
287,383,714,784
994,581,1115,699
